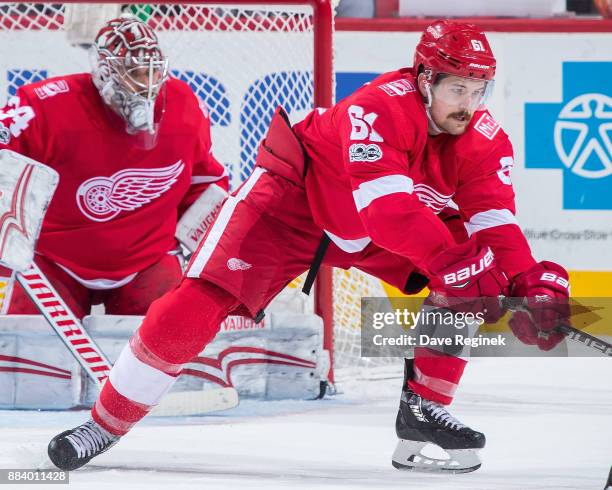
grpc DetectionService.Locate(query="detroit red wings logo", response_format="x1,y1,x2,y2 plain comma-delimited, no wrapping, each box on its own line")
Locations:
414,183,453,214
76,161,184,222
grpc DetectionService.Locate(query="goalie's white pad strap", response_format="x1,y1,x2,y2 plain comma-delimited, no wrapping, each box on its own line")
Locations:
0,149,59,271
175,183,228,253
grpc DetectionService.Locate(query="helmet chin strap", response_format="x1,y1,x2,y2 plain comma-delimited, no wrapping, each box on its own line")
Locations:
424,83,445,135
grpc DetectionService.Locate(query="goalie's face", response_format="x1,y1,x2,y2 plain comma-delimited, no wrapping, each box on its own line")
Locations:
108,56,168,98
91,17,169,137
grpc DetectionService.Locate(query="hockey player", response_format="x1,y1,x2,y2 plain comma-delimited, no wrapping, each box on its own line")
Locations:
47,20,570,473
0,17,227,318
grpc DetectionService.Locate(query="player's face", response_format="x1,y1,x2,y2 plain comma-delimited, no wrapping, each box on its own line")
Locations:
427,75,488,135
110,56,169,98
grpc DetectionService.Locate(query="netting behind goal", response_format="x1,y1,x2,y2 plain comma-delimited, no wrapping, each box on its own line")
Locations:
0,1,391,377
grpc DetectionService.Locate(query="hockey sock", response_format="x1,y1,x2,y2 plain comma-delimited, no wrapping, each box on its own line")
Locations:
93,279,238,435
408,347,467,405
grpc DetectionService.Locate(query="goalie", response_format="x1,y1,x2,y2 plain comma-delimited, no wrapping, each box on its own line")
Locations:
0,17,228,317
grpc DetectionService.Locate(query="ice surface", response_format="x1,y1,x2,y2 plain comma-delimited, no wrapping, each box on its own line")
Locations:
0,358,610,489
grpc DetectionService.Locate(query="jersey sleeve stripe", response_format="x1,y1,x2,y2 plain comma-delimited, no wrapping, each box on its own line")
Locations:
324,229,371,254
465,209,518,236
352,174,414,212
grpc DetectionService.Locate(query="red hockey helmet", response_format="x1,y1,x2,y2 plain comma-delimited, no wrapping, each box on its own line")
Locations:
413,20,496,82
92,16,169,135
95,17,163,60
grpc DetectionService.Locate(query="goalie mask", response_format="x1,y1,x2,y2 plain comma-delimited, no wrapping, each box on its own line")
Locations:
91,17,169,136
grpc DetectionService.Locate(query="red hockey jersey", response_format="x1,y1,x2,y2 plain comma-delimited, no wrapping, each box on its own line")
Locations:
293,68,534,277
0,74,227,284
426,112,536,278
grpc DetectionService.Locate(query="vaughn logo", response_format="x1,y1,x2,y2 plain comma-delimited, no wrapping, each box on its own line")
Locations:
76,160,184,222
349,143,382,162
188,199,224,245
443,247,494,288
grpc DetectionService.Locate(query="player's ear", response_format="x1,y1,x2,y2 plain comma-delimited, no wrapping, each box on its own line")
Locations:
417,73,431,104
417,73,431,99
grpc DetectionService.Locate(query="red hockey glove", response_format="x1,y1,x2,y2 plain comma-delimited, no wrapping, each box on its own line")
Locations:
508,261,570,351
428,240,509,322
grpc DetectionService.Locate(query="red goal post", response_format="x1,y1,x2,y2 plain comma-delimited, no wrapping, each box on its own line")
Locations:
0,0,345,378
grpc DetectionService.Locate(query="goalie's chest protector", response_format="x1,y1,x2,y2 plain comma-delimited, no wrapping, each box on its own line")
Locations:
5,74,208,279
31,75,198,228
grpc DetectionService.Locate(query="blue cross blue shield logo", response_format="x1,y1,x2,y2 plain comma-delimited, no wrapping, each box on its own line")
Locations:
525,62,612,209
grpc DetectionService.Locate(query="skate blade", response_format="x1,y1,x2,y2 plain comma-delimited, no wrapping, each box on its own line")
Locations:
391,439,482,474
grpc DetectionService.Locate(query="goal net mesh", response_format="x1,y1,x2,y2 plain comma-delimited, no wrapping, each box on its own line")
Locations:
0,2,393,375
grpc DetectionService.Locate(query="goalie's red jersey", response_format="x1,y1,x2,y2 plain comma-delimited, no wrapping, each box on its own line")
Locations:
0,74,227,283
293,68,534,277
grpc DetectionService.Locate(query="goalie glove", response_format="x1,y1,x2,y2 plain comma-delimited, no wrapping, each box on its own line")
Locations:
175,183,228,253
0,149,59,271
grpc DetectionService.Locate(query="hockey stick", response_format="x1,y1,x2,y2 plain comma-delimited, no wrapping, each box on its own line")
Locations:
16,262,238,415
502,297,612,357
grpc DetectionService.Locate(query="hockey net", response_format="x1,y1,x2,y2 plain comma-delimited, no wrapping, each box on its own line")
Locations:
0,1,394,379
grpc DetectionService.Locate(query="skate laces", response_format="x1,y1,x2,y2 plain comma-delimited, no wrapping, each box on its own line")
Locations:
65,420,117,458
425,401,466,430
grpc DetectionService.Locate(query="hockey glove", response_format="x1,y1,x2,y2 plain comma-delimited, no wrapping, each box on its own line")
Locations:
508,261,570,351
428,239,509,323
175,183,228,254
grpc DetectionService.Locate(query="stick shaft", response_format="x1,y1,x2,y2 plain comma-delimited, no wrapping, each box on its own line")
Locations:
559,325,612,357
16,263,111,386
